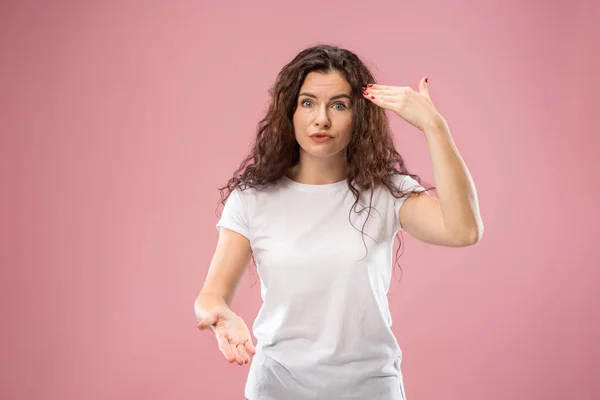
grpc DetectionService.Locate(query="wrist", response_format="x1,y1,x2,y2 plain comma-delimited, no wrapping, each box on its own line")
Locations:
422,115,450,137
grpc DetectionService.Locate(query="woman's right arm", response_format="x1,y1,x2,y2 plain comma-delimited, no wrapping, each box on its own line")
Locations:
195,226,252,319
194,227,256,365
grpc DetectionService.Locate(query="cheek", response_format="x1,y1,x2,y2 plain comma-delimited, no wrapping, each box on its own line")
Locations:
292,111,305,132
340,114,353,134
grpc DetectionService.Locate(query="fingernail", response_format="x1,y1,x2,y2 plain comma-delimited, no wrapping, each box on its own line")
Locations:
363,91,368,95
361,86,366,90
425,77,429,84
368,84,373,87
371,96,375,99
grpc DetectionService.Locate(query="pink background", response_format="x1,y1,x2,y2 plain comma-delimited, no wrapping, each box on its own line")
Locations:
2,1,599,399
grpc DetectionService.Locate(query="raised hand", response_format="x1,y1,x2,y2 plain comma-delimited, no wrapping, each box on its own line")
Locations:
197,306,256,366
362,77,446,132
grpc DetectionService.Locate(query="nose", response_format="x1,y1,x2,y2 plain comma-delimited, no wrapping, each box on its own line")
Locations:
314,106,331,129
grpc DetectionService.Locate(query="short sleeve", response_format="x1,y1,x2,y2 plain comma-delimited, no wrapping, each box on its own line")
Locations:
216,188,250,240
393,174,429,232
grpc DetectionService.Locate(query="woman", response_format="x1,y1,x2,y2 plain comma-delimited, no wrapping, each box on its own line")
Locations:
195,44,483,400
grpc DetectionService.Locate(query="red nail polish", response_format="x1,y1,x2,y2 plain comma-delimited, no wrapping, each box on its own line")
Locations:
363,91,368,95
361,86,366,90
425,77,429,83
371,96,375,99
368,84,373,87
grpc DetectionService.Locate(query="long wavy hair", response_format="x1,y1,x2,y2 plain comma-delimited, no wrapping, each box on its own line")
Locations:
216,43,434,282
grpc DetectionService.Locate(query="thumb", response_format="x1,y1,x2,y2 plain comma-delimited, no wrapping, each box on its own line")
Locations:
197,314,218,330
197,308,234,330
419,77,430,99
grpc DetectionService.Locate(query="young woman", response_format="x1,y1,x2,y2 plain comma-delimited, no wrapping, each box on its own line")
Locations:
195,44,483,400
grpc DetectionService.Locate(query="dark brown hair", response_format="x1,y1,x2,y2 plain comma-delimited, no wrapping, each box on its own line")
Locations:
216,43,434,282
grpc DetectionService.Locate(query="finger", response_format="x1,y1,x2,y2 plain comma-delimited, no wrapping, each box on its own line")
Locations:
363,93,390,109
244,340,256,355
365,83,388,91
222,332,244,365
364,85,398,95
362,91,403,104
237,343,250,364
233,347,244,366
419,77,430,99
196,316,216,330
365,85,408,95
216,330,243,365
223,330,245,365
376,94,405,102
215,332,236,363
363,92,377,102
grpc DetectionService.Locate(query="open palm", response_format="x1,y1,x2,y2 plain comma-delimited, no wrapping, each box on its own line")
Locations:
197,307,256,366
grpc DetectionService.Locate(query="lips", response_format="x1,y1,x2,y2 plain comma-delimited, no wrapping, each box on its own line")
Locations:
309,133,333,138
310,135,333,143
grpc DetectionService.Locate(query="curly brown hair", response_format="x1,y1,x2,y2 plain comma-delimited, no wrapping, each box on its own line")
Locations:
216,43,434,282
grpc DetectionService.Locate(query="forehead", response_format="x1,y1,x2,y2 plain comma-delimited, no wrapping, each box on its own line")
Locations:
299,71,351,93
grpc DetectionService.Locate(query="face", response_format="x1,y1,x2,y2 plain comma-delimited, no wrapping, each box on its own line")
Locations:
292,71,353,160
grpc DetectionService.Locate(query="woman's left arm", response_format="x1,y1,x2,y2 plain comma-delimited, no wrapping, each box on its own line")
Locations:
364,78,484,247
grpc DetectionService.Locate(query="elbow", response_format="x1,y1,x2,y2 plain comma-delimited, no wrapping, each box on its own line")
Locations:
463,223,484,246
454,223,483,247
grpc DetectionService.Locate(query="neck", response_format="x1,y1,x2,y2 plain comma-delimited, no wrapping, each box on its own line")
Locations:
286,150,348,185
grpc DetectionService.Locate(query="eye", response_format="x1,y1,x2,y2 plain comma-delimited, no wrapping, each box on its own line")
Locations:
332,102,347,110
301,100,313,107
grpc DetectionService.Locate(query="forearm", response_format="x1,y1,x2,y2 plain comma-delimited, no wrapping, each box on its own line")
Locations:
423,120,483,241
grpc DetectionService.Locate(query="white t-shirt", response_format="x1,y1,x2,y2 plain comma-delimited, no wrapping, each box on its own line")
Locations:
216,174,427,400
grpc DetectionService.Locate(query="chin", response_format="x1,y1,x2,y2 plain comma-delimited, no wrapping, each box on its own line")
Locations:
299,144,345,159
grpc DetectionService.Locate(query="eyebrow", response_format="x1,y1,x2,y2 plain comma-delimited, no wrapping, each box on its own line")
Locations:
298,92,352,101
